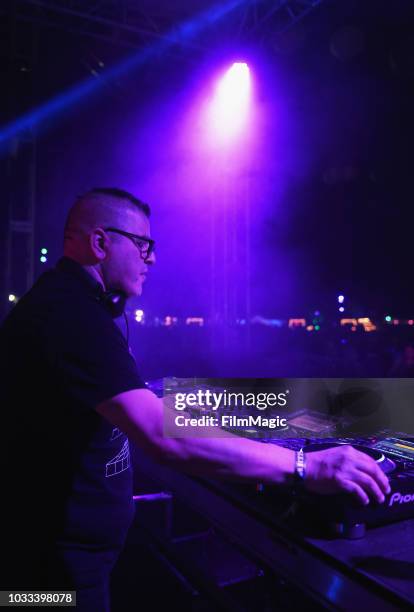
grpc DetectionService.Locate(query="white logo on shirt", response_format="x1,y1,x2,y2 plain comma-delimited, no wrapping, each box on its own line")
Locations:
106,438,130,477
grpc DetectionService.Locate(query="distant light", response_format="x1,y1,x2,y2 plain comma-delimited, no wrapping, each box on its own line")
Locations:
338,306,345,313
251,316,284,327
385,315,392,322
8,294,16,302
288,318,306,329
314,325,320,331
134,309,144,323
40,248,48,255
337,295,345,304
408,320,414,326
393,319,400,326
40,256,47,263
186,317,204,326
164,316,178,326
314,310,320,317
306,325,314,331
358,317,377,332
340,318,357,327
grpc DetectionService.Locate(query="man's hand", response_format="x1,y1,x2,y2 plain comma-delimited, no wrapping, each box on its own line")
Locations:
305,445,391,505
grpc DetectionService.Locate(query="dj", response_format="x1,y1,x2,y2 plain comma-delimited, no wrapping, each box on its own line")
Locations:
0,187,390,611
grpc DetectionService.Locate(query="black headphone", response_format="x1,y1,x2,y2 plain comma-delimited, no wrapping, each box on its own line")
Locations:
95,285,127,319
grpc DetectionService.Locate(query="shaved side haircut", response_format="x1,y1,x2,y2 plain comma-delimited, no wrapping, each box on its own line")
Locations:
64,187,151,244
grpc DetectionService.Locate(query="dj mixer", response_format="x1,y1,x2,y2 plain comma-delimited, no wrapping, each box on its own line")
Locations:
262,435,414,538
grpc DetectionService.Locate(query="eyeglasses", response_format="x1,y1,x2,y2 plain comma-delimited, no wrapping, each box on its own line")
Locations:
104,227,155,260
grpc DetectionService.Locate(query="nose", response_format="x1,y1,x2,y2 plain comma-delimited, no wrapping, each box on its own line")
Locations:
145,250,156,265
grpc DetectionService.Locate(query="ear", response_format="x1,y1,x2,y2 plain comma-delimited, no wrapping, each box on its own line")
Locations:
90,228,109,261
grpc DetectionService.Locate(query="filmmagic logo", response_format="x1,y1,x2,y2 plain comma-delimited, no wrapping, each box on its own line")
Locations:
174,389,289,411
389,492,414,507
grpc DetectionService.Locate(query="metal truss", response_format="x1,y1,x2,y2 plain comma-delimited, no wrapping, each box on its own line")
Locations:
4,1,325,51
2,7,38,313
238,0,324,37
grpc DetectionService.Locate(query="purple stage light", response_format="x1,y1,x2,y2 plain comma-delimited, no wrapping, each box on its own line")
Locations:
208,62,251,146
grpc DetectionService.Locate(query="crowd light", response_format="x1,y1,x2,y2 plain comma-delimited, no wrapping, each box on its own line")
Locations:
125,312,410,331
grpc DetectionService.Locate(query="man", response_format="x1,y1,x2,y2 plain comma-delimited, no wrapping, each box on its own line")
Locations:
1,187,390,611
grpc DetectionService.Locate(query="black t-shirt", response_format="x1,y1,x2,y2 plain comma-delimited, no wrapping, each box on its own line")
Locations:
1,257,146,562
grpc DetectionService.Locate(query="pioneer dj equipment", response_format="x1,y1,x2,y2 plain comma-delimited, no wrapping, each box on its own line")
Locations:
265,435,414,538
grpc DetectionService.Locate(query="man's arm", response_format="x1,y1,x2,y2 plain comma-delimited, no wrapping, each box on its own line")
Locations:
97,388,296,485
96,388,390,505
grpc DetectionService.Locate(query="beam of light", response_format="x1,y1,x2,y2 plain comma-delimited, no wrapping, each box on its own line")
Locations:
207,62,251,146
0,0,246,151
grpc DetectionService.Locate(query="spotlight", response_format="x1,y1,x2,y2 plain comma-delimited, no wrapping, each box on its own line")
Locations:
209,62,251,145
8,294,17,303
337,295,344,304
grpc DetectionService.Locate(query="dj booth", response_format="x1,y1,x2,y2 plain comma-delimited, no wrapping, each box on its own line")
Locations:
130,436,414,611
126,379,414,611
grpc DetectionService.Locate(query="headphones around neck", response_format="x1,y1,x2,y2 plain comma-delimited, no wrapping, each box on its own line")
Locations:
95,285,127,319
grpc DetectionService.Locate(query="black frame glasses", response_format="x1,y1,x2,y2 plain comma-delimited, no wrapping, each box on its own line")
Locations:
104,227,155,259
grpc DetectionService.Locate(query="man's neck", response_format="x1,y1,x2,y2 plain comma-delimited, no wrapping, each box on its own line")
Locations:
83,264,106,291
63,253,107,291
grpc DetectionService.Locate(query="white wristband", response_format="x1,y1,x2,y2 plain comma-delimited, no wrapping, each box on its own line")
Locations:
295,448,307,481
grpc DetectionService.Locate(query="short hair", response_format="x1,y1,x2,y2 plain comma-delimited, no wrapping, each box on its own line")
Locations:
88,187,151,217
